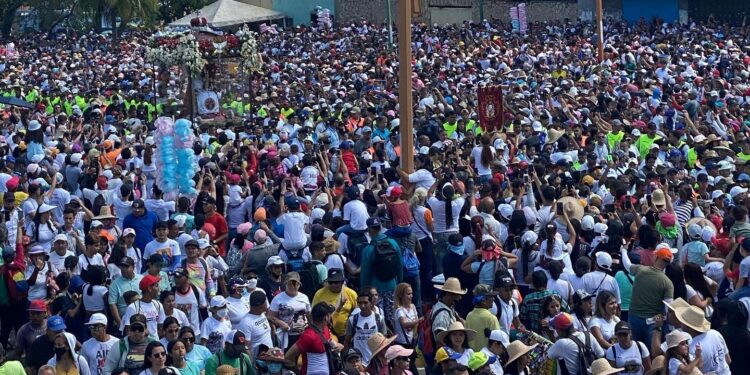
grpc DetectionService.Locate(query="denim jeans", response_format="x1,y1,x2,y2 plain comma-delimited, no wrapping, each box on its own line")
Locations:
629,313,658,345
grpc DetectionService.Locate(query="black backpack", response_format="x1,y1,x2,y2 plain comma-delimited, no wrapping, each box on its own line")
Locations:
298,261,323,298
347,232,369,266
372,239,399,281
283,247,306,272
560,333,595,375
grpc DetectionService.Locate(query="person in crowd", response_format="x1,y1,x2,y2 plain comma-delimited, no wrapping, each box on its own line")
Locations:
81,313,120,375
109,256,144,329
178,327,211,370
104,314,155,374
465,284,500,352
605,321,651,375
47,332,91,375
26,315,67,374
344,289,387,365
312,268,358,339
359,217,403,326
284,302,343,375
237,290,274,359
268,271,311,350
502,341,537,375
519,270,568,333
589,290,621,350
199,296,233,354
547,312,605,374
137,341,168,375
166,339,201,375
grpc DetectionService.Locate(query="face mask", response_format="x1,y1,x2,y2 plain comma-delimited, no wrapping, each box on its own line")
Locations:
268,363,283,373
54,347,66,359
216,309,228,319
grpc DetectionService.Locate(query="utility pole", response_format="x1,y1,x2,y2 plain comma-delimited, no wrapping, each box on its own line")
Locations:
479,0,484,20
387,0,394,49
596,0,604,63
398,0,414,173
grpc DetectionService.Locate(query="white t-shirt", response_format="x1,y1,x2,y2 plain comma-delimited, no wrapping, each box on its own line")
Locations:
79,253,105,274
688,329,730,375
346,312,387,365
144,199,176,222
343,200,369,231
276,212,308,249
394,305,418,345
174,285,206,332
226,295,249,326
120,299,166,337
237,313,274,358
489,297,519,335
82,284,109,313
408,169,437,190
471,146,494,176
548,331,605,375
49,250,75,274
81,336,120,375
589,316,620,343
199,316,232,354
269,292,311,335
143,238,181,265
161,308,190,330
605,341,650,375
582,270,622,305
427,196,465,233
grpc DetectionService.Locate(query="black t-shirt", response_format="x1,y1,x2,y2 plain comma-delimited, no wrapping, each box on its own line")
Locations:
259,276,283,298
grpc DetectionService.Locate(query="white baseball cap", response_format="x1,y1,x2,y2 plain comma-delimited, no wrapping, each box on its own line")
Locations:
730,186,748,198
595,252,613,270
85,313,108,326
497,204,513,220
54,234,68,243
210,295,227,309
581,215,595,231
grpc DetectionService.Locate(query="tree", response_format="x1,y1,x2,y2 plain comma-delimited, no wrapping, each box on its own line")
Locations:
103,0,158,40
159,0,212,24
0,0,25,38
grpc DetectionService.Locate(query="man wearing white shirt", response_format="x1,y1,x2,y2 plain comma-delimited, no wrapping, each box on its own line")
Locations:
582,252,622,307
236,290,273,359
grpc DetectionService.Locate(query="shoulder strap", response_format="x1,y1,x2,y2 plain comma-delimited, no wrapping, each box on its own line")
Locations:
623,269,634,285
430,307,451,324
375,312,384,333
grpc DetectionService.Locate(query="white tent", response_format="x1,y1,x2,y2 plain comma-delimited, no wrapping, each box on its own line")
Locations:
169,0,285,28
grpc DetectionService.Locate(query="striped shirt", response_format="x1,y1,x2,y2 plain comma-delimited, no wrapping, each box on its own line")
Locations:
674,201,694,227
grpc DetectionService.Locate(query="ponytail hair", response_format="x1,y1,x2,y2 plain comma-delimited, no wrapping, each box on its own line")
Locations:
480,134,493,168
471,216,484,249
441,183,455,228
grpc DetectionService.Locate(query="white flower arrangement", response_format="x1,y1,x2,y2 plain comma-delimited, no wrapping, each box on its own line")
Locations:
146,32,207,76
237,26,262,74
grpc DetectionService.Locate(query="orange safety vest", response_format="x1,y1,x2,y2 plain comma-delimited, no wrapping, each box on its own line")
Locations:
346,117,365,133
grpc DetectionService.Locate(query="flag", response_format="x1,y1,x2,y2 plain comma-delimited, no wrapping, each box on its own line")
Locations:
478,86,503,131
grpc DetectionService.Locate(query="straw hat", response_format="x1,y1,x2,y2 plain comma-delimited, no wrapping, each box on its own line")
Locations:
437,321,477,345
645,355,666,375
504,340,537,366
651,189,667,207
367,333,397,359
434,277,467,295
591,358,624,375
93,206,116,220
545,128,565,145
666,329,691,349
684,217,717,234
663,297,690,313
558,196,584,221
676,306,710,333
216,365,236,375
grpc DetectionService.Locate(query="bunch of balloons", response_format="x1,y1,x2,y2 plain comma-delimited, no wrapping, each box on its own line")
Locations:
154,117,199,200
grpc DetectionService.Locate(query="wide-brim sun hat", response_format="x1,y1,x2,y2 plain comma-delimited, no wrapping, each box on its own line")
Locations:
675,305,710,333
557,196,584,221
367,332,397,360
436,321,477,345
433,277,467,295
591,358,624,374
504,340,537,366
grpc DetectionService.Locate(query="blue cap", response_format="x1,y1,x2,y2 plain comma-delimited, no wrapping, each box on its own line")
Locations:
739,173,750,182
104,115,115,124
48,315,66,332
668,150,683,160
5,155,14,163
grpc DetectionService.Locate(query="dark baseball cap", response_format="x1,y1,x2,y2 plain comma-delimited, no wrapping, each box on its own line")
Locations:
185,239,199,249
327,268,345,283
119,256,135,267
129,314,147,327
147,254,164,266
132,199,145,209
448,233,464,246
173,268,189,278
494,271,516,288
366,217,381,228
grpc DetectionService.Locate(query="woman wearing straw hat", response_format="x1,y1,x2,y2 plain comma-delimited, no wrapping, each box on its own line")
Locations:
664,330,703,375
502,340,537,375
674,305,731,375
365,332,397,375
591,358,625,374
437,321,476,366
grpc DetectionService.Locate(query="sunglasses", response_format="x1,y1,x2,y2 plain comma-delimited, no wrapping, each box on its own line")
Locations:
88,324,105,331
328,280,344,285
130,325,145,332
152,351,166,358
182,336,196,342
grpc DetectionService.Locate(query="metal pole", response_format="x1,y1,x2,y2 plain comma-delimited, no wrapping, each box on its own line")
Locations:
387,0,394,50
596,0,604,63
479,0,484,21
398,0,414,173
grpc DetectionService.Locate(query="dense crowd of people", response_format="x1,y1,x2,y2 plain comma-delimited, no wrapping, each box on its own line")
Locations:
0,11,748,375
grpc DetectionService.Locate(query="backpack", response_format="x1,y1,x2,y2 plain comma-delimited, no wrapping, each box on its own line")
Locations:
418,306,451,356
347,232,369,266
560,333,596,375
173,284,208,321
298,261,323,298
372,239,399,281
283,247,306,272
402,249,420,279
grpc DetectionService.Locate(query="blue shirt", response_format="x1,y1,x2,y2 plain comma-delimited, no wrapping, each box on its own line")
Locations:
122,211,159,251
359,233,403,292
186,344,212,370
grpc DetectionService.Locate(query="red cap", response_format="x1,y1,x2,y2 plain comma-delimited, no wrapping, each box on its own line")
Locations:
6,176,19,191
28,299,47,312
139,274,161,291
389,186,402,198
229,174,241,184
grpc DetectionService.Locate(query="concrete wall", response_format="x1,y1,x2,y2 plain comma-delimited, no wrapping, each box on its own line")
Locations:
335,0,583,25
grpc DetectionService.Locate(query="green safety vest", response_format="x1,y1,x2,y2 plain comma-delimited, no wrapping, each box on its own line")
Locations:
281,107,294,119
466,119,483,135
443,121,458,137
687,148,698,168
25,89,38,103
636,135,660,157
606,131,624,151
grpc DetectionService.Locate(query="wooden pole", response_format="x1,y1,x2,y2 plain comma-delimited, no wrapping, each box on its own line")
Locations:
596,0,604,63
398,0,414,173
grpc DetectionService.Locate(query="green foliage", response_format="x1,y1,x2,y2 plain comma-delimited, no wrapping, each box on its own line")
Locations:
159,0,213,23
